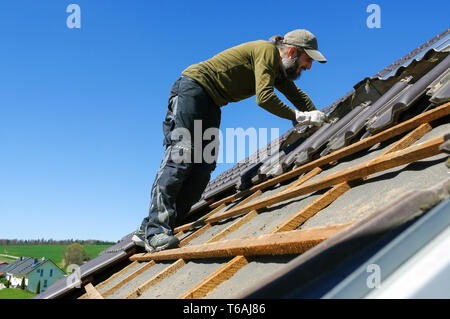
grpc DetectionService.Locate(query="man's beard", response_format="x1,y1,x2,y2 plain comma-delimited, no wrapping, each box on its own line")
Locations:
281,56,301,81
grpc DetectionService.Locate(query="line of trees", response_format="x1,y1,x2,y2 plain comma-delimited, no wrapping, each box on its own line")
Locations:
0,239,116,246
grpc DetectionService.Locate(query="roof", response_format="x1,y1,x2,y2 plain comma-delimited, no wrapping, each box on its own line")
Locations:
35,28,450,299
2,257,47,276
238,180,450,298
0,263,9,273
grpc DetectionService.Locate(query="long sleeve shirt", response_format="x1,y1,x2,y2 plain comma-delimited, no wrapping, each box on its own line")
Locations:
182,40,316,122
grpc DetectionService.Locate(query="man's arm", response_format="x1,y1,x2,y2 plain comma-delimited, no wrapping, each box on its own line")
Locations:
276,78,327,128
275,79,317,112
253,44,297,121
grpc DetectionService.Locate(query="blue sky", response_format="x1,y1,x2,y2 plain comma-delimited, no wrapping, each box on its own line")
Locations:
0,0,448,242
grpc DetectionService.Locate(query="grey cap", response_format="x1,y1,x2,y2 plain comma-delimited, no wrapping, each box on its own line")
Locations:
282,29,327,63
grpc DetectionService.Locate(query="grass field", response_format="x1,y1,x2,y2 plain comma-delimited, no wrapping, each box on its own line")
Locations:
0,288,36,299
0,256,16,263
0,244,113,270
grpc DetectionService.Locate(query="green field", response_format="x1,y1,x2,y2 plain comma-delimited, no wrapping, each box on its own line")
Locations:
0,256,16,263
0,244,113,270
0,288,36,299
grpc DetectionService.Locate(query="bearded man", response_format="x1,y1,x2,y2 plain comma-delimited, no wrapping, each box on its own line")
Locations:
133,29,328,252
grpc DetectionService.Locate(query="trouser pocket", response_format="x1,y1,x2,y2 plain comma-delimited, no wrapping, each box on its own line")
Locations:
162,95,178,147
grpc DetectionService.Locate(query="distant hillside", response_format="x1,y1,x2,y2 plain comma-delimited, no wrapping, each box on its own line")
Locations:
0,239,116,246
0,244,113,271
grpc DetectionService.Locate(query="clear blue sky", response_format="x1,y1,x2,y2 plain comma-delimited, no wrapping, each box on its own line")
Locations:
1,0,448,242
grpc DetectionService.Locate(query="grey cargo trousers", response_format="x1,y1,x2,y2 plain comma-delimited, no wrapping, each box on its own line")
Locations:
141,76,221,238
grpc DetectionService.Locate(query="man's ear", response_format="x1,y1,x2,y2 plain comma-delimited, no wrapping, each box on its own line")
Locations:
287,47,297,59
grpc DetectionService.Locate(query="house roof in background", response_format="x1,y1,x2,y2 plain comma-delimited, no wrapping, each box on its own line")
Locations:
0,263,9,273
3,257,47,276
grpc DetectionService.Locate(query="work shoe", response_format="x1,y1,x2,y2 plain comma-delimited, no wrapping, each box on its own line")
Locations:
148,233,180,253
131,227,153,252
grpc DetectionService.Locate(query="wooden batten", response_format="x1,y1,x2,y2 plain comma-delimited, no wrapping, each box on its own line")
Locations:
84,283,104,299
180,256,250,299
130,223,351,262
125,259,186,299
102,261,156,298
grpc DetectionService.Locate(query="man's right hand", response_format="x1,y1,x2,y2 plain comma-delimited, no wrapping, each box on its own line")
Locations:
295,110,327,127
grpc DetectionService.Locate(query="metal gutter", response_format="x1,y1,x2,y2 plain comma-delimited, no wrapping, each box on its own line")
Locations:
367,213,450,298
322,197,450,298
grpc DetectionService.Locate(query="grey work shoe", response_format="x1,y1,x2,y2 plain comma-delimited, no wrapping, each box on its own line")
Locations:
132,227,153,252
147,233,180,253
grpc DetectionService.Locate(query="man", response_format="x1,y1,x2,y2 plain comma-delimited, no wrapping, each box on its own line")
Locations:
133,29,328,252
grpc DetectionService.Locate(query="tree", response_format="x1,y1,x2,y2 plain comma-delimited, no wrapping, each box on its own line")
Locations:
20,277,25,290
36,280,41,294
62,243,90,267
0,278,8,287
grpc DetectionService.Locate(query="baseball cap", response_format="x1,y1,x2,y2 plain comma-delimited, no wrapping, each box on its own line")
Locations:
282,29,327,63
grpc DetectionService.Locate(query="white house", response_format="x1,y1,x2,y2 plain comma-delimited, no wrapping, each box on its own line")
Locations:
3,257,65,293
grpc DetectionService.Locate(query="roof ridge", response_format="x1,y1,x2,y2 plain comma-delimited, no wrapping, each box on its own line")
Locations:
375,28,450,79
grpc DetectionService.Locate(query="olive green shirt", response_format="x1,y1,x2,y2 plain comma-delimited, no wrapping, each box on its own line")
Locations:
182,40,316,121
